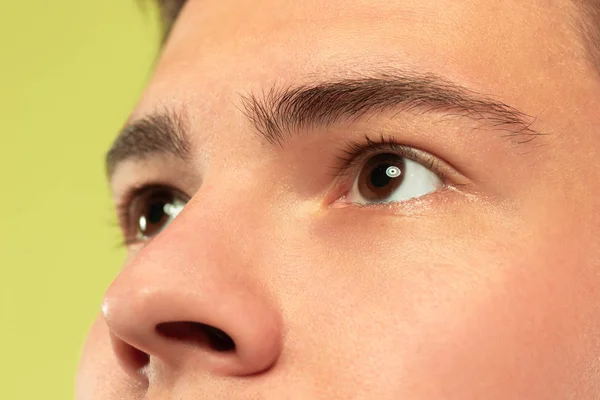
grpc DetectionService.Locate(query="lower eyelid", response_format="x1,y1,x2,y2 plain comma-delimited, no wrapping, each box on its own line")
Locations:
329,185,462,214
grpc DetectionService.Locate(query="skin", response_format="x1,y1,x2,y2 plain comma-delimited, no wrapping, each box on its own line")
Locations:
77,0,600,398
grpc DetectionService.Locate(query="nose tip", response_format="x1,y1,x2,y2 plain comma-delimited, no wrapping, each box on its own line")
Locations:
101,269,283,382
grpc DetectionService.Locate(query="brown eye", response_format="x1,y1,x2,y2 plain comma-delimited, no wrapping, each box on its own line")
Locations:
128,187,188,241
347,153,442,205
356,153,406,202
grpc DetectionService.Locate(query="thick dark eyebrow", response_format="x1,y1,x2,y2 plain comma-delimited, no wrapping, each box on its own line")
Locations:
106,109,191,177
106,71,540,178
241,72,540,146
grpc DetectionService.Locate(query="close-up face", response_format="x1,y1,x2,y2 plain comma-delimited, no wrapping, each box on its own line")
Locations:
76,0,600,398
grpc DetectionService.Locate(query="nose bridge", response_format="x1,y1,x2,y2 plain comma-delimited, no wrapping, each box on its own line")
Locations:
102,188,283,381
162,193,251,263
181,162,273,243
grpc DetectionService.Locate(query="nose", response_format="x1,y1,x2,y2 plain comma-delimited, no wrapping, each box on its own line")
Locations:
101,204,283,383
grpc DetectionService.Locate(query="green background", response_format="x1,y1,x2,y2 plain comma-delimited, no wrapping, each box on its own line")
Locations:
0,1,161,398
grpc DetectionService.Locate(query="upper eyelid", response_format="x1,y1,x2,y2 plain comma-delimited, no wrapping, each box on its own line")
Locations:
331,135,447,180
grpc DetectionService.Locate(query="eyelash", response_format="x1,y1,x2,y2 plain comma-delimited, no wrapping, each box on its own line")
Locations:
331,133,447,181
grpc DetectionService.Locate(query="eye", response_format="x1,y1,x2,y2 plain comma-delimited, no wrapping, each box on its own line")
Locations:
125,186,188,243
345,153,443,205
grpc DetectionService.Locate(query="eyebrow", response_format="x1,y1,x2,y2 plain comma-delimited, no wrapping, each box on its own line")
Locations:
106,108,191,177
106,71,540,178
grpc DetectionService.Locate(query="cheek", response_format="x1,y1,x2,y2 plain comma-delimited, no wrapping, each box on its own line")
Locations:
76,315,141,400
278,208,600,398
394,245,595,398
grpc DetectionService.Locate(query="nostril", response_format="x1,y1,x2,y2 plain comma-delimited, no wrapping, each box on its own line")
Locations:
201,324,236,352
156,322,236,352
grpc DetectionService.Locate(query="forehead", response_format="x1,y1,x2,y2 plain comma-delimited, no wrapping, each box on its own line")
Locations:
132,0,595,142
159,0,580,69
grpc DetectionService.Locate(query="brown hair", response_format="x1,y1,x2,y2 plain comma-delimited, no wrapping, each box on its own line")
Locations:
155,0,187,42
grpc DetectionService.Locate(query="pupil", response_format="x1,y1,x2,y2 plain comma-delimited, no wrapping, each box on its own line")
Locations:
370,163,394,188
147,201,167,225
358,154,406,202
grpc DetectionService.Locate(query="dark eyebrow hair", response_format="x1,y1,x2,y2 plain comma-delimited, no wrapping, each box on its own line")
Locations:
106,71,540,178
105,108,191,177
241,72,540,146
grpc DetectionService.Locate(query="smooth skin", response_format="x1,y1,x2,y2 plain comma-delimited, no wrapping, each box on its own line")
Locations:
77,0,600,398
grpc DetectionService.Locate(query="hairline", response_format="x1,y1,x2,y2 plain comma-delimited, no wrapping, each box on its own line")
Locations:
154,0,187,42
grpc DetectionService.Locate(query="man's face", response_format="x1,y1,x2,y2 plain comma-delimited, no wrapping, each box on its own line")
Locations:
77,0,600,398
